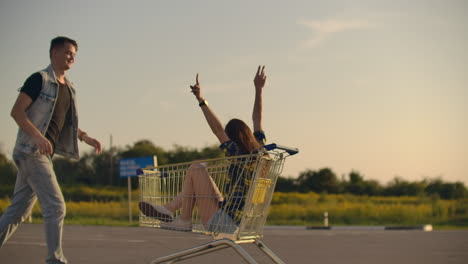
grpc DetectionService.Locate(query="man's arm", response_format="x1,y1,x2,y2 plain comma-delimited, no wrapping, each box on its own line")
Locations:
77,129,87,142
11,92,53,155
190,74,230,144
78,128,102,154
253,65,267,132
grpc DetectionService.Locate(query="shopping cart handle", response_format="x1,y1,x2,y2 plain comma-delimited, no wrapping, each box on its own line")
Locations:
264,143,299,155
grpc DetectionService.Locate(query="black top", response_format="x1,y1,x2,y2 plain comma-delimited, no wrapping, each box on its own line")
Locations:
20,72,42,101
20,73,71,150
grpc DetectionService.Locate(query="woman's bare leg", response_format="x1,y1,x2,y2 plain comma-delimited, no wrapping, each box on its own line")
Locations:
165,163,222,224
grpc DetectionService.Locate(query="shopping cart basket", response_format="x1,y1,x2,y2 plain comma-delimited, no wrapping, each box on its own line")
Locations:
138,143,298,264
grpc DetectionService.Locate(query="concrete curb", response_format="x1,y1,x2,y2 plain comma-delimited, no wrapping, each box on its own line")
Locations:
306,225,433,231
265,224,433,231
384,225,433,231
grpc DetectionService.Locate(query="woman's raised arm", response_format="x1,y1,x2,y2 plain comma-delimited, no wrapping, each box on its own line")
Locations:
253,65,267,132
190,74,230,144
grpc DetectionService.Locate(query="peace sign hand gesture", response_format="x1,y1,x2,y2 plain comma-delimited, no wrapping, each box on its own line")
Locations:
254,65,267,91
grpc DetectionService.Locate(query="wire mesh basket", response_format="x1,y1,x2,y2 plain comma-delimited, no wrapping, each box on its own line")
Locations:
138,143,298,263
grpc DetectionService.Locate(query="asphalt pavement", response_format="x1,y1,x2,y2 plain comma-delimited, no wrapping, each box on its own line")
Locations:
1,224,467,264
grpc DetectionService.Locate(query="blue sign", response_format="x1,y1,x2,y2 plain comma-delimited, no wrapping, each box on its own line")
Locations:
119,156,157,177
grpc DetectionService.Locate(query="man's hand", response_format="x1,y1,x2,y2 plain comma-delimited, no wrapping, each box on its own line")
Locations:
83,134,102,154
33,134,53,155
190,73,204,102
254,65,267,91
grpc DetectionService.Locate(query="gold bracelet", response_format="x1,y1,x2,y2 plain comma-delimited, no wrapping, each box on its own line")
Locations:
199,100,208,107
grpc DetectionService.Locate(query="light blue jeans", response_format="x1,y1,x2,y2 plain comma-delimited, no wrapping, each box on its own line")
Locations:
207,209,238,234
0,151,67,264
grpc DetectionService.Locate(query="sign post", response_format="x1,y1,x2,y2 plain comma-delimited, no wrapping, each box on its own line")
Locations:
127,176,131,224
119,156,157,224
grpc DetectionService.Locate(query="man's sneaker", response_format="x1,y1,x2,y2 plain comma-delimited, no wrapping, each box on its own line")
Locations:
160,217,192,232
138,202,174,222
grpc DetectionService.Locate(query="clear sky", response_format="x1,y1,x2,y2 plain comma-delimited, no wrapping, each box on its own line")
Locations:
1,0,467,184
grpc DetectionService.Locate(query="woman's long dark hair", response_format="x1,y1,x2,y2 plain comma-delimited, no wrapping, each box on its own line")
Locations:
225,119,262,154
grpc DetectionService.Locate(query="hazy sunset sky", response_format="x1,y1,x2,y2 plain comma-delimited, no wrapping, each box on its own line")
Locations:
1,0,466,184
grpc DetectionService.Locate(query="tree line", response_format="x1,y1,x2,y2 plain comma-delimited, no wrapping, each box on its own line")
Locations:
277,168,467,199
0,140,225,190
1,140,466,199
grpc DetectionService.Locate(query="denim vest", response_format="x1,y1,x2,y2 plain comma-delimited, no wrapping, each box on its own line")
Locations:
13,64,80,160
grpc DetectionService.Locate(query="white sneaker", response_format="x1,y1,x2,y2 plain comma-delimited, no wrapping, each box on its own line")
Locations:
160,217,192,232
138,202,174,222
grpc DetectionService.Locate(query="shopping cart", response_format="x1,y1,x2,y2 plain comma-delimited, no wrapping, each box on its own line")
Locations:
138,143,298,264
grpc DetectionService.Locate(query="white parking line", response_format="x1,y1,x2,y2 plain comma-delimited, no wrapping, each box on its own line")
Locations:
7,241,46,247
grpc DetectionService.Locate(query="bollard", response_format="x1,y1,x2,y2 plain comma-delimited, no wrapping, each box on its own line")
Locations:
324,212,329,227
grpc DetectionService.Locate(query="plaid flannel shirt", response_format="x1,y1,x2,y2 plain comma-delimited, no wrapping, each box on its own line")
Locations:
219,130,266,224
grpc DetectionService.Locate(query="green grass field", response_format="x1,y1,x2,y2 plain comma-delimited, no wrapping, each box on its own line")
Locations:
268,192,468,228
1,188,467,229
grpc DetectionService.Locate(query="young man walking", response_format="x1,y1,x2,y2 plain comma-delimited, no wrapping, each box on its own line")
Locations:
0,36,102,264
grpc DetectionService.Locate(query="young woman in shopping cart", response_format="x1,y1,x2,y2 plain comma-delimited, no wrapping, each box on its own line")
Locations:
139,66,268,232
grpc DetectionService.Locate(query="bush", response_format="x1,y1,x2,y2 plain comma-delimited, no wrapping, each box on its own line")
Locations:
267,192,464,226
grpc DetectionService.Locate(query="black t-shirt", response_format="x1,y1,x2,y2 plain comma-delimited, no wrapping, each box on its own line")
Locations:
20,72,42,101
20,73,71,150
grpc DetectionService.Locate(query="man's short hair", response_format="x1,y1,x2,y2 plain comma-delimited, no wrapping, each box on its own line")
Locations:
49,36,78,58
